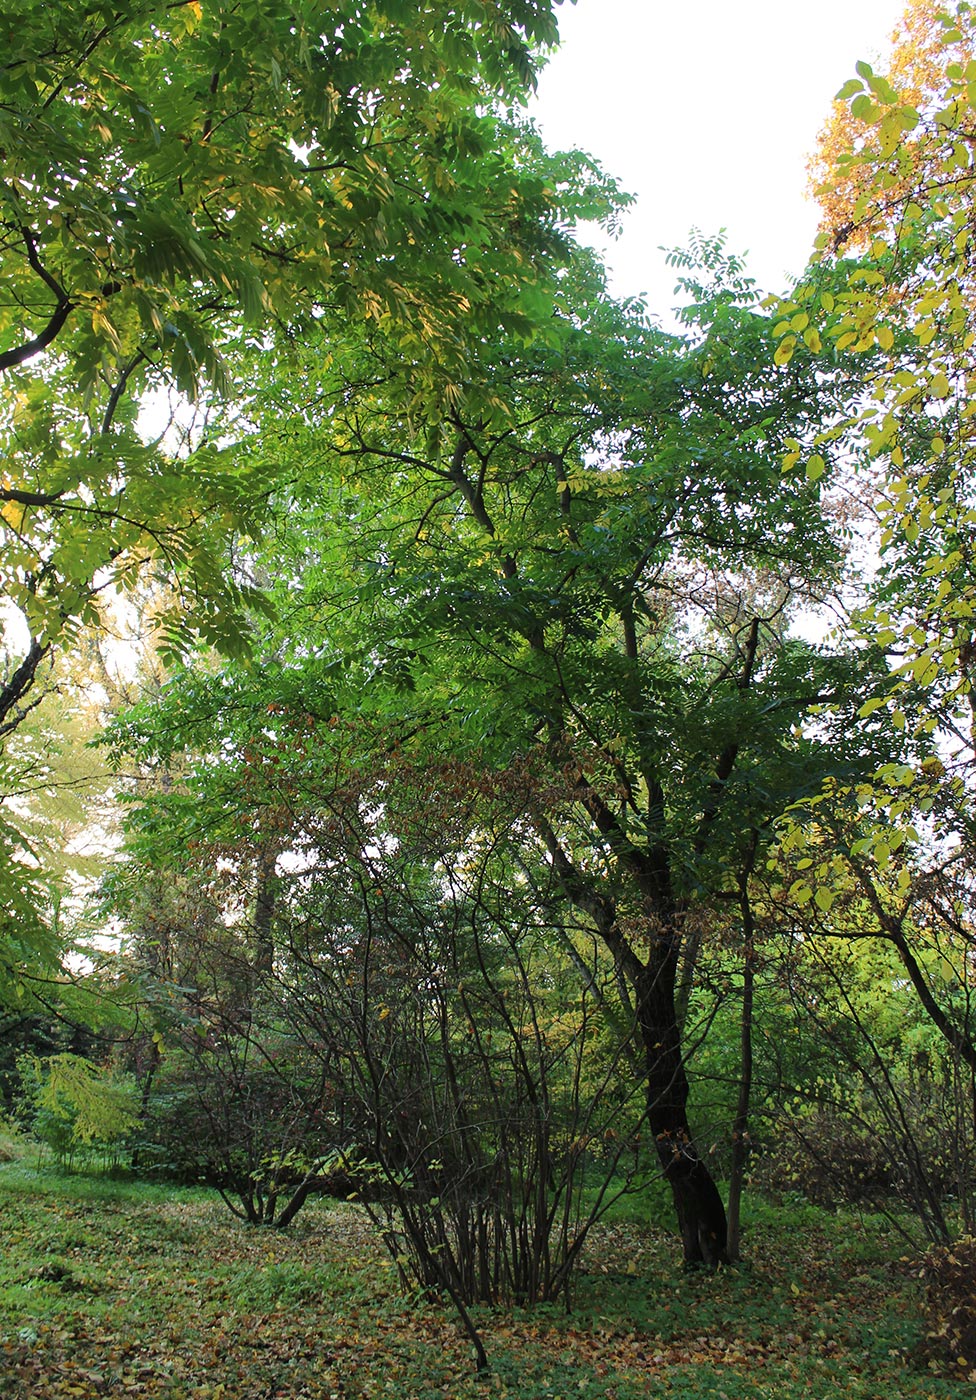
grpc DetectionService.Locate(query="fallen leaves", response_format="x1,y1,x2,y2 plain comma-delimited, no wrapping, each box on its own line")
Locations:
0,1171,972,1400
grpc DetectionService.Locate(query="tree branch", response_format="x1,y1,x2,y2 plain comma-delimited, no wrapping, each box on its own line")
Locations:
0,225,73,373
0,635,50,734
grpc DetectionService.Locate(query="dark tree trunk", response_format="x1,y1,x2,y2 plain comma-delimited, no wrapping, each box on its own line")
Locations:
638,944,728,1269
0,635,49,738
533,808,728,1267
252,845,277,979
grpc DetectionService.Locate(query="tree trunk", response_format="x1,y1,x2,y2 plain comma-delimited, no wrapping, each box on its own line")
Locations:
534,812,727,1267
637,946,728,1268
726,929,755,1263
252,845,277,978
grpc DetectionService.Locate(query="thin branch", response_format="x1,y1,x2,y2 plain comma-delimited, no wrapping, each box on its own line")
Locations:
0,225,73,372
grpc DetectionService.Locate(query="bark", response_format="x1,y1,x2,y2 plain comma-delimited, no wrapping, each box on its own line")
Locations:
0,635,50,737
726,857,758,1262
638,944,728,1269
725,931,754,1262
252,845,277,978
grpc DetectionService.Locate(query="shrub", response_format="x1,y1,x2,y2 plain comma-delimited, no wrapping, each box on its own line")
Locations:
748,1107,897,1208
19,1054,140,1170
134,1028,343,1227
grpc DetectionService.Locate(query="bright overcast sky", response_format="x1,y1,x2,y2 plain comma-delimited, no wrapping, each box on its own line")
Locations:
530,0,908,318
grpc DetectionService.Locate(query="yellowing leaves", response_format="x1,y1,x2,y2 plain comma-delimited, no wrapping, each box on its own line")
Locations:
773,335,796,366
1,499,28,531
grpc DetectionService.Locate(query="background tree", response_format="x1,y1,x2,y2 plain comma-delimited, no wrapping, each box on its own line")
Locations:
777,0,976,744
765,8,976,1203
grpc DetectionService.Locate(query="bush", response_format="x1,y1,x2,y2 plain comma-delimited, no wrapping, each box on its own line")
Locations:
750,1063,975,1245
748,1107,897,1208
19,1054,140,1170
134,1028,344,1228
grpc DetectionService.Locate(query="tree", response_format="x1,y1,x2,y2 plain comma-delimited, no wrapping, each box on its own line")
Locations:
764,6,976,1179
104,237,884,1266
775,0,976,743
2,0,625,1010
0,0,588,677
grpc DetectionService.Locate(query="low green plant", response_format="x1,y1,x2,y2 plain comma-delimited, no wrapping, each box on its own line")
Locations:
227,1258,362,1309
18,1054,139,1171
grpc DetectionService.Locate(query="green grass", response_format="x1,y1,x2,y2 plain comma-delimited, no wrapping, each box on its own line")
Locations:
0,1161,970,1400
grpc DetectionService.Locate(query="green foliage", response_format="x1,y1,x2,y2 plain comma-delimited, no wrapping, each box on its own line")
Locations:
0,0,607,665
0,0,631,1041
20,1054,139,1168
98,233,903,1267
771,4,976,752
134,1027,343,1227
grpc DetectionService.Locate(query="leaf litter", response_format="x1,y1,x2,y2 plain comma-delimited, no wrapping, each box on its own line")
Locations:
0,1171,970,1400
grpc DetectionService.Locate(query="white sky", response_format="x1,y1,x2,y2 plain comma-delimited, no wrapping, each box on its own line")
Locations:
530,0,907,317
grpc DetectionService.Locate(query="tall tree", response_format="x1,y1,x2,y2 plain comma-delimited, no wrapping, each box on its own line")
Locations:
106,239,880,1264
1,0,621,990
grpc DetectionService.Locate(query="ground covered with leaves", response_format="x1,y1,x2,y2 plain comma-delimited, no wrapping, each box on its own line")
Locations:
0,1164,970,1400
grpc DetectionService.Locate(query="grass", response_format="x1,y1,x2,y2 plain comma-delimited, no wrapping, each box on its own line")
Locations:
0,1155,971,1400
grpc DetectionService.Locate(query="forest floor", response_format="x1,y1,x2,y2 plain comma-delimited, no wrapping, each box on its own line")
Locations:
0,1158,971,1400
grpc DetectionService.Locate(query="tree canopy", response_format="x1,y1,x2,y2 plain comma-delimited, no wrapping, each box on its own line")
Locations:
0,0,610,670
4,0,976,1304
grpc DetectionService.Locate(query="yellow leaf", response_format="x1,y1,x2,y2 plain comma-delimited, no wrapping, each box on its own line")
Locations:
774,336,797,366
1,500,26,530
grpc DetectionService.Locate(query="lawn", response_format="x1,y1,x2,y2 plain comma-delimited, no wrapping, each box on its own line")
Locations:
0,1159,970,1400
